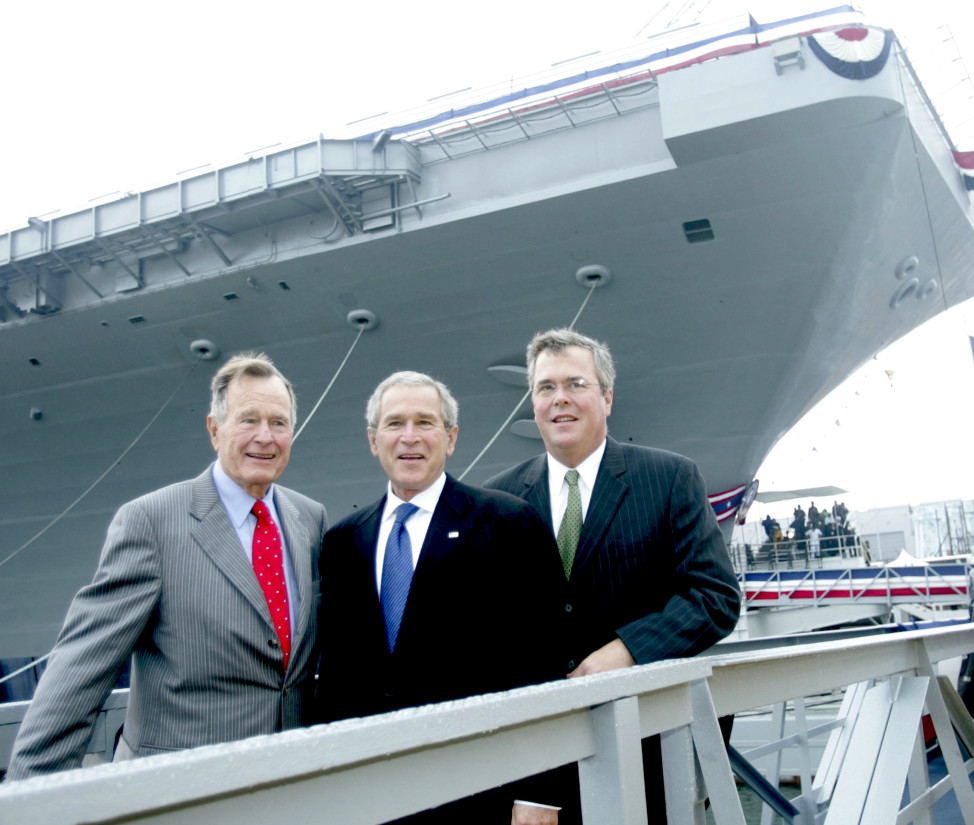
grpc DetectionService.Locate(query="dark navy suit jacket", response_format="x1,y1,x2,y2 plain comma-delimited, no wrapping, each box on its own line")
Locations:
485,437,741,671
316,474,567,823
317,473,564,721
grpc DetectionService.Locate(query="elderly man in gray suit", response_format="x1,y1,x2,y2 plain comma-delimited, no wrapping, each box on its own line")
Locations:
6,352,327,780
485,328,741,822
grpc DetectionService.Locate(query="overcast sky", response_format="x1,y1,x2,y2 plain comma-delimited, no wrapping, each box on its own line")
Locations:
3,0,973,517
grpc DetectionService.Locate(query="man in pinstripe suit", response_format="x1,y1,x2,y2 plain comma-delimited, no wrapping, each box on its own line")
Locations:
485,328,741,821
6,352,328,780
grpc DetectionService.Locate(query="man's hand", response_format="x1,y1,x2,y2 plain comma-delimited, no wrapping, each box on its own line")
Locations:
567,638,635,678
512,802,559,825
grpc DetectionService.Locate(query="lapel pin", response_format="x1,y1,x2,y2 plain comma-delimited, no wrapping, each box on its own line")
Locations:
448,531,460,539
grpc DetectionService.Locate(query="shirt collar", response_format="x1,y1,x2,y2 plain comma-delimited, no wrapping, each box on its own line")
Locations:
382,472,447,521
212,460,275,527
546,440,606,491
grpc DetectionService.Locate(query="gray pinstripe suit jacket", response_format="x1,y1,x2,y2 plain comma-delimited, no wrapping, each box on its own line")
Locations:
6,466,327,780
485,437,741,670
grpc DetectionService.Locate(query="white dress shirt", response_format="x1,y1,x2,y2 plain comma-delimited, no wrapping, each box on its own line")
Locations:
374,473,447,594
546,440,606,534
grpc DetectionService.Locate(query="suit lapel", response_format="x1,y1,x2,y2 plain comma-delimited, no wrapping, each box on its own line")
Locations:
353,499,384,594
190,470,271,624
393,477,470,651
518,457,554,533
337,498,389,660
414,476,469,569
275,489,313,646
574,439,629,572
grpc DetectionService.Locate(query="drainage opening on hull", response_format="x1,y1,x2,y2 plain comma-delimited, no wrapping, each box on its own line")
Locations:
190,339,220,361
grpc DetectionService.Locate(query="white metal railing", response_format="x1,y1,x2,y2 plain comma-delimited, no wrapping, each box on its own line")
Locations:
1,626,973,824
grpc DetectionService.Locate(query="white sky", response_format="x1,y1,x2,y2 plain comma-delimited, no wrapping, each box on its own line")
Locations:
3,0,973,516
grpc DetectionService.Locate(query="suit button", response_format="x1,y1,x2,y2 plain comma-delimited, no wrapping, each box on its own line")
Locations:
565,604,573,613
567,660,576,670
269,639,280,648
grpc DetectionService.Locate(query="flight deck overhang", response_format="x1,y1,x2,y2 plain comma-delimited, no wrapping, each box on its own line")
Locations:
0,139,421,321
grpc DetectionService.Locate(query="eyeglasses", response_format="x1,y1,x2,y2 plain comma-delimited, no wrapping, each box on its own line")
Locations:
532,379,601,398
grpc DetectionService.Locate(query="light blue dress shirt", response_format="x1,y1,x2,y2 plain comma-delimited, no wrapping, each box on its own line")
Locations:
211,461,300,628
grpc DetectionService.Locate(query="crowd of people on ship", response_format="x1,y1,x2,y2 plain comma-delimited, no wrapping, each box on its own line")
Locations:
757,501,861,560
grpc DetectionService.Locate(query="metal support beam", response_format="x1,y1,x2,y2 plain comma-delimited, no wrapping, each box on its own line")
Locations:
727,746,800,823
689,680,746,825
661,723,702,825
906,719,933,825
138,228,192,277
916,642,974,823
94,238,142,287
49,249,104,299
637,680,711,823
767,701,787,825
578,697,649,825
189,219,232,266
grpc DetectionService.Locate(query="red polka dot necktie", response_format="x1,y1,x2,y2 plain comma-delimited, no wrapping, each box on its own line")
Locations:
252,500,291,669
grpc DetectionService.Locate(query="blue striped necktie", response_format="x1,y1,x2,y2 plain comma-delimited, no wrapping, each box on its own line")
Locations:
381,502,419,651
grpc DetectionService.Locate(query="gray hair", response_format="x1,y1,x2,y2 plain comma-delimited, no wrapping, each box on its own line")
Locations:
526,328,616,393
209,352,297,426
366,371,459,431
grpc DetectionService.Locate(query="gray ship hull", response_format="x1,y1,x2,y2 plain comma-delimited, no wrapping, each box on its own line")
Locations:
2,11,972,659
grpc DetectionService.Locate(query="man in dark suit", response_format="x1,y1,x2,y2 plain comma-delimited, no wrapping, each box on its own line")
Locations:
485,328,741,821
317,371,564,824
6,353,328,780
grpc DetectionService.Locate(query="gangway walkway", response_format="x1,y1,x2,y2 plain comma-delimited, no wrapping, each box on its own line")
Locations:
741,563,972,609
2,625,974,824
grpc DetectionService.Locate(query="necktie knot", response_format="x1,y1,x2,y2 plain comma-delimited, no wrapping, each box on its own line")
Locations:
394,502,419,527
252,500,271,523
565,469,579,488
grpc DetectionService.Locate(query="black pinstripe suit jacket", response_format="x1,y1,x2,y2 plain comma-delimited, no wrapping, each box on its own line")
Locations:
485,437,740,669
6,466,328,780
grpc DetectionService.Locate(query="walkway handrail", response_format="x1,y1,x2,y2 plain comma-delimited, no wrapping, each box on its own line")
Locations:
708,624,974,716
0,658,713,825
1,625,972,824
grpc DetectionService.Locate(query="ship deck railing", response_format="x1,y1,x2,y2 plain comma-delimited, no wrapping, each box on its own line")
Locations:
727,539,974,620
2,624,974,824
727,535,871,574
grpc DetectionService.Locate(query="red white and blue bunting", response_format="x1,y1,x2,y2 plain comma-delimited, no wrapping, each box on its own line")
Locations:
955,151,974,191
709,484,747,524
807,26,892,80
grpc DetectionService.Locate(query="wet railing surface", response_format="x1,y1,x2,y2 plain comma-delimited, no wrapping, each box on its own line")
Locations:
2,625,973,825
